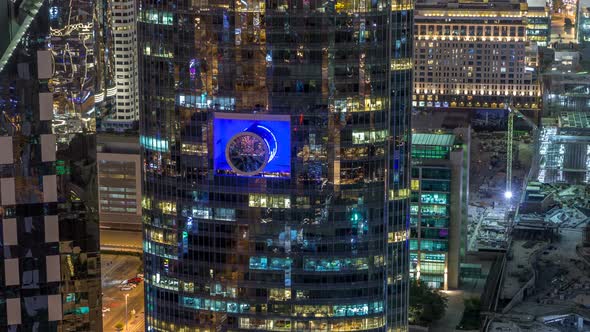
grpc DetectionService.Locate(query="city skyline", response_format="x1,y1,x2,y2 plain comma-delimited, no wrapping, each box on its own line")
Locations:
2,0,590,330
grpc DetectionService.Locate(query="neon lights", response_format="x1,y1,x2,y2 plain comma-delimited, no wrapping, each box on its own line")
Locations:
213,114,291,178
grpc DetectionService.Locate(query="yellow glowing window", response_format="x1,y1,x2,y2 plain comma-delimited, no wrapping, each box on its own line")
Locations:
142,197,152,209
411,179,420,191
388,230,408,243
249,194,291,209
158,201,176,214
391,58,413,71
389,188,410,201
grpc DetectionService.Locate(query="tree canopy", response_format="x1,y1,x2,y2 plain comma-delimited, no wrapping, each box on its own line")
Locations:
409,280,448,326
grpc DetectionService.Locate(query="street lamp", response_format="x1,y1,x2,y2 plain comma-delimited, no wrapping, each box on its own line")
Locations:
504,191,513,200
125,293,129,331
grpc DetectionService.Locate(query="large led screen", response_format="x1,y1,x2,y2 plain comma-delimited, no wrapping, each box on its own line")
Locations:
213,113,291,178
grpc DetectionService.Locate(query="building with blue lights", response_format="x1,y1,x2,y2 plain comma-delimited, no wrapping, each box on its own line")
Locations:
138,0,414,330
410,131,469,290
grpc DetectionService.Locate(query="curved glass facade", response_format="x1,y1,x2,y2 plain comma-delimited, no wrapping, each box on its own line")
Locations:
139,0,413,330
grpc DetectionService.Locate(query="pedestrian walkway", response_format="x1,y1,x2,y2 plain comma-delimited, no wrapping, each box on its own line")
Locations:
429,290,465,332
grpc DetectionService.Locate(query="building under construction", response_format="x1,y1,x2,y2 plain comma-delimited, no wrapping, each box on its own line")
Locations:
538,112,590,184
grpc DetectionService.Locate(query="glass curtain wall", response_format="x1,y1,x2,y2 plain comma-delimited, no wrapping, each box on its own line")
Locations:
139,0,413,329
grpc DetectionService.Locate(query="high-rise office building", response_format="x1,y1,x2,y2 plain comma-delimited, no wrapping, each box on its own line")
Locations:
413,0,542,111
409,131,469,290
98,0,140,131
0,0,102,330
139,0,413,330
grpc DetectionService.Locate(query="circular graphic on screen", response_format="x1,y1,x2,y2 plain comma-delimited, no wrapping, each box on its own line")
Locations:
225,132,270,176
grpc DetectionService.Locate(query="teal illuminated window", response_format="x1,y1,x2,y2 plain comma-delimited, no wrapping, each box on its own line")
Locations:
420,240,448,251
421,168,451,179
421,253,445,261
64,306,89,315
422,217,449,228
249,257,268,270
420,205,447,216
410,216,418,226
304,257,368,272
333,301,383,317
410,204,419,215
65,293,76,303
140,135,169,152
421,275,444,283
411,146,450,159
269,258,292,270
249,257,291,270
421,228,448,239
181,296,243,313
420,193,448,204
410,239,418,250
419,261,445,274
140,10,174,25
421,180,450,192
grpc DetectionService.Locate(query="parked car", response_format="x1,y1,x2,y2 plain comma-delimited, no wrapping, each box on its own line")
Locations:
120,286,133,291
136,273,144,279
102,307,111,313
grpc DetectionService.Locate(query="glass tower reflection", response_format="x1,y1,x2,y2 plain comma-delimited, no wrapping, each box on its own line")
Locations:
139,0,413,330
0,0,101,330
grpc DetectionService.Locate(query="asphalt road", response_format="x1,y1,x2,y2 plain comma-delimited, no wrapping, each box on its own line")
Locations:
102,254,145,332
101,230,142,249
551,13,576,45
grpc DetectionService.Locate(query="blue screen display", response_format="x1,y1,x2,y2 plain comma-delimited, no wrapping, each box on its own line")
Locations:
213,116,291,178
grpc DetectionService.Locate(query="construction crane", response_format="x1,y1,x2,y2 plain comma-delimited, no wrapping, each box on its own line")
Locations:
505,105,538,200
506,109,514,199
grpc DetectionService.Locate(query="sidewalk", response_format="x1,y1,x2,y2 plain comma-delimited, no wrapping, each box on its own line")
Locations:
429,290,465,332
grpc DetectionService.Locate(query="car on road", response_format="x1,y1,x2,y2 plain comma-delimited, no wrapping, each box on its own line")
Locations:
137,273,144,278
128,277,143,284
120,286,133,291
102,307,111,313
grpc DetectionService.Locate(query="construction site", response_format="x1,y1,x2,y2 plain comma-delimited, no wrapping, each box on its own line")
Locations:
481,112,590,331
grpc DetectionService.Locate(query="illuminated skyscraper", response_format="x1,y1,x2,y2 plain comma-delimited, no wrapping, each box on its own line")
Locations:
0,0,102,330
100,0,140,131
94,0,140,131
139,0,413,330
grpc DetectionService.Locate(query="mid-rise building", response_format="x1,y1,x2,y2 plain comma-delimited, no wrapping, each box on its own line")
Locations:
410,131,470,290
413,0,542,111
139,0,413,330
0,0,102,330
98,134,142,232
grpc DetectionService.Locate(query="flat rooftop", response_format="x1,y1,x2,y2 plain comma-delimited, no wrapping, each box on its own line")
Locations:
559,112,590,129
412,133,455,147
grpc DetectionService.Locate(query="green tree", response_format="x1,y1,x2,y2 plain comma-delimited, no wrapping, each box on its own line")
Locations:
409,279,448,326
